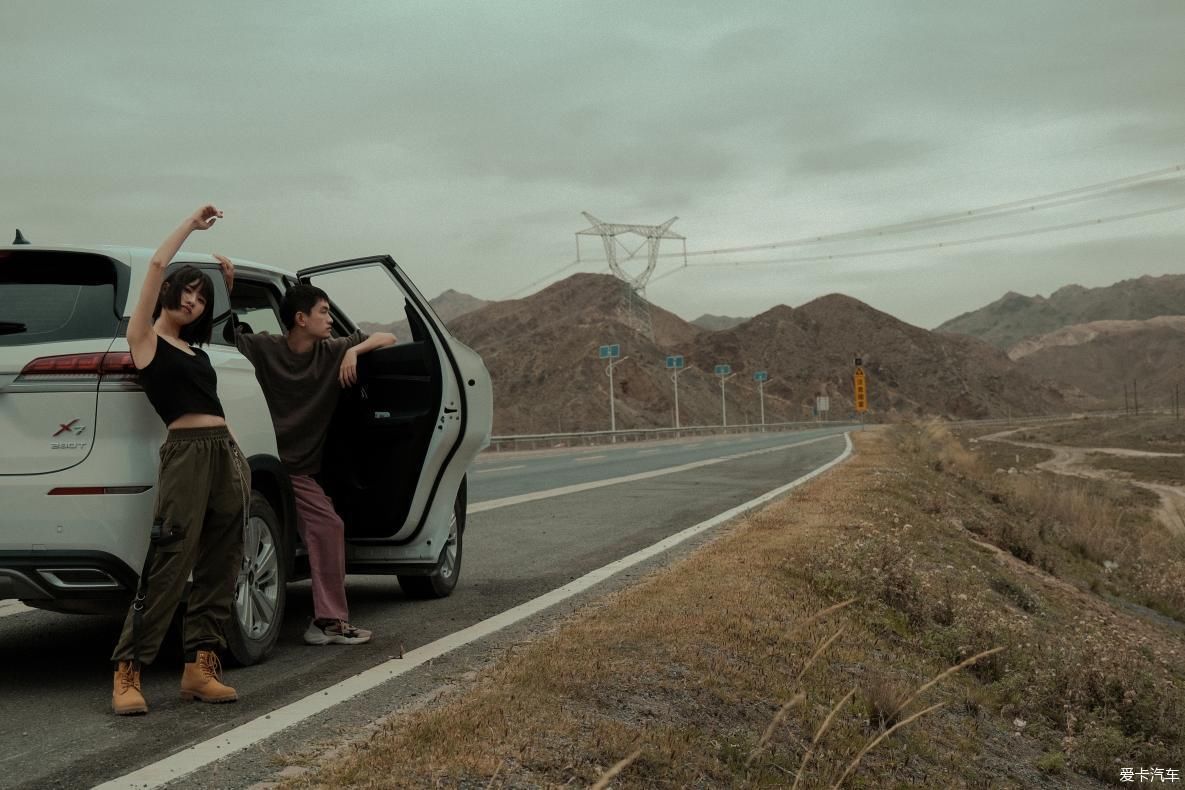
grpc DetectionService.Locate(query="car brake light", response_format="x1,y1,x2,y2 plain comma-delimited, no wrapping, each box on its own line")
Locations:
19,352,139,382
21,353,106,376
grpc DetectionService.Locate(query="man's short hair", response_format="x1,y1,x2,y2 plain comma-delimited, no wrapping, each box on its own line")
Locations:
281,284,330,330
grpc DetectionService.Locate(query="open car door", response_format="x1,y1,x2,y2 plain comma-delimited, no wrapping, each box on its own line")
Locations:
296,256,467,543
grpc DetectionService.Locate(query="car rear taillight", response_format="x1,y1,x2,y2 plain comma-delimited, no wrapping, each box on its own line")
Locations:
18,352,139,385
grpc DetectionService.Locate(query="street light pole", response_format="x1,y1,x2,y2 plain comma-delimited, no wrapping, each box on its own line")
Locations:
665,355,689,430
721,376,727,426
673,367,680,429
752,371,771,429
715,364,735,426
608,362,616,433
605,356,629,433
598,343,624,437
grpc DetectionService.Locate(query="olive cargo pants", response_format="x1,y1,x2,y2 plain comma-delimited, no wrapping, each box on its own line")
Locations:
111,427,250,665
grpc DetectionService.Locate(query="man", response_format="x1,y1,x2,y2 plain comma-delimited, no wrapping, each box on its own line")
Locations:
218,256,396,645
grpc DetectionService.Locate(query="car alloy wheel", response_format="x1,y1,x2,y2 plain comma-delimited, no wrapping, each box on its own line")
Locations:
226,492,287,665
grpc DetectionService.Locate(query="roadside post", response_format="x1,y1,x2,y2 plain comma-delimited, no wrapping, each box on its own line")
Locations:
753,370,769,428
853,356,868,430
665,354,686,430
598,344,626,439
714,364,734,427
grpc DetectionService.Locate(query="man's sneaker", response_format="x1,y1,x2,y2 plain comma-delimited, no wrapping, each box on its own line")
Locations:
304,619,372,645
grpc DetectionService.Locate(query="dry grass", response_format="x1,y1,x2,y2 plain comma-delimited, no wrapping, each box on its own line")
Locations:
1086,453,1185,486
958,427,1185,621
277,427,1185,788
1024,415,1185,452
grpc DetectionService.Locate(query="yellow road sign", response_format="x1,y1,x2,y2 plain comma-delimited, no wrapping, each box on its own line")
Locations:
853,366,868,413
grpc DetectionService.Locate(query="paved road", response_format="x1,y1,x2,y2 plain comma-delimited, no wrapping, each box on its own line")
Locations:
0,426,851,790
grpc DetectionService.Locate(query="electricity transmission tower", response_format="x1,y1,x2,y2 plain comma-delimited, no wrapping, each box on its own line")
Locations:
576,212,686,341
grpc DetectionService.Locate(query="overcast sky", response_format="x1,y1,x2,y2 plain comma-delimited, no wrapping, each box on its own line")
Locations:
4,1,1184,329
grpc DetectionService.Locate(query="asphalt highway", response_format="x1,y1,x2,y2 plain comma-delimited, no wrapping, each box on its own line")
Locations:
0,425,851,790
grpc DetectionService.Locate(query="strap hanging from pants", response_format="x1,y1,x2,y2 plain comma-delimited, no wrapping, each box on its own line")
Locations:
131,519,182,665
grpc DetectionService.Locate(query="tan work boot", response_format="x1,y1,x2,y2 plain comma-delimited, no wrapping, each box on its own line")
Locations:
180,650,238,704
112,660,148,715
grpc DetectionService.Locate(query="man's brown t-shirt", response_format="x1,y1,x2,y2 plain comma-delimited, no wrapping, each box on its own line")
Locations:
235,329,367,476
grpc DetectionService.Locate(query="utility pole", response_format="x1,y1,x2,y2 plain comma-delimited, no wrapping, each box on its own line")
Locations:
714,364,734,427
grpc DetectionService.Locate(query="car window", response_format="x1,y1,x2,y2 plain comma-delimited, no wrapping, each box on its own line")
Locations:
0,251,123,346
304,263,422,344
228,279,285,338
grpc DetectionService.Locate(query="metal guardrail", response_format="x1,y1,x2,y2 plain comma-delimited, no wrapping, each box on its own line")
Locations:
485,420,860,452
483,410,1143,452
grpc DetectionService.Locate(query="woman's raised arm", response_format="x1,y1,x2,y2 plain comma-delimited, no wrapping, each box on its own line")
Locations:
127,205,223,367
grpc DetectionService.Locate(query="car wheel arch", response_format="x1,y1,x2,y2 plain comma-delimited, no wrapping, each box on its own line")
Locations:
245,455,297,574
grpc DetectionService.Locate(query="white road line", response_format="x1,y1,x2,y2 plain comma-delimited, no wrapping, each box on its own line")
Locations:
475,465,526,475
0,601,33,619
572,455,607,463
637,449,661,456
95,432,853,790
470,433,843,514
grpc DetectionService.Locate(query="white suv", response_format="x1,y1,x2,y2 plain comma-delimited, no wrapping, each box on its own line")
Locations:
0,244,492,664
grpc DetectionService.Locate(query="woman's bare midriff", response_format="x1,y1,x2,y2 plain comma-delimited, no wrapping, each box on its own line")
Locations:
167,413,228,430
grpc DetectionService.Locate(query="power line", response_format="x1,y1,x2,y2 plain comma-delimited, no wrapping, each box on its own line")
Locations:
661,164,1184,260
649,201,1185,283
504,259,585,298
500,163,1185,298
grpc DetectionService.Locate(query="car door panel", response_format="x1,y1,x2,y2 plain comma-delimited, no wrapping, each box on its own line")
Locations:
299,256,460,542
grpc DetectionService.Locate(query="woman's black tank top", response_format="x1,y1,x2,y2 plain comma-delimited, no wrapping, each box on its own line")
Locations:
137,334,225,425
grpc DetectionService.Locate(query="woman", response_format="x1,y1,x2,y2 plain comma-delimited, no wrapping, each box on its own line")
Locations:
110,204,250,716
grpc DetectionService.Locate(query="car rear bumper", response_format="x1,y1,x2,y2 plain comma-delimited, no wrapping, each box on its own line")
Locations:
0,549,138,602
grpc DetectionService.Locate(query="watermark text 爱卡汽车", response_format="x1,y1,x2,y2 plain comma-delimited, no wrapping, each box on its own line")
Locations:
1121,767,1180,783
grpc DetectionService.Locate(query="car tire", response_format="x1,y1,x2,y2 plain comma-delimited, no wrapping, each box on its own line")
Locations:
225,492,287,666
398,482,465,599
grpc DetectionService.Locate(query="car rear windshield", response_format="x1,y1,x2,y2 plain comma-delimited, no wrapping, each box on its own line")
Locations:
0,251,123,347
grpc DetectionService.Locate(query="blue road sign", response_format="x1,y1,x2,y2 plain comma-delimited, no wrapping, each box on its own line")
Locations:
599,344,621,359
714,364,731,376
665,354,684,369
754,371,768,382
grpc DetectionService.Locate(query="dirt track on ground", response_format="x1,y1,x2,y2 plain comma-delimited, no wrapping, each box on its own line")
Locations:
978,426,1185,535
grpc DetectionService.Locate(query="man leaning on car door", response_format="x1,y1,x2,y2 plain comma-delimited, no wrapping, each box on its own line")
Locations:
216,255,396,647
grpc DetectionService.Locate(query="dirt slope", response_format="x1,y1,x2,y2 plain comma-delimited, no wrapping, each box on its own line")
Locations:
937,274,1185,350
1012,317,1185,404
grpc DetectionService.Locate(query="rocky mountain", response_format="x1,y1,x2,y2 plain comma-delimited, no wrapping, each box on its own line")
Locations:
430,289,490,322
360,288,489,338
936,274,1185,350
447,274,1067,434
691,313,748,331
1011,316,1185,405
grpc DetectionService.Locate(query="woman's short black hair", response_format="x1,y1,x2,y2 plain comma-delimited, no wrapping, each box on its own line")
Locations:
152,265,215,345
